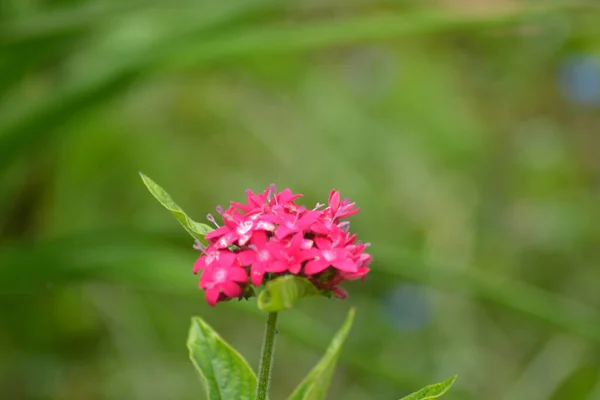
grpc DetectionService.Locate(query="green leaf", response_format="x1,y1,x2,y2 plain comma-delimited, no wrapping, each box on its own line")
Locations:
257,275,320,312
399,375,457,400
287,308,356,400
187,316,257,400
139,172,212,241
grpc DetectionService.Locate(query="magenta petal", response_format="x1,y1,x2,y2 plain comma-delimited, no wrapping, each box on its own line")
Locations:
289,232,303,248
329,190,340,211
193,257,206,274
250,268,265,286
205,288,221,306
230,201,251,213
289,263,302,274
342,267,369,280
339,207,360,219
205,225,230,240
314,237,332,250
332,258,358,272
275,225,295,239
199,267,214,288
216,232,237,248
218,252,237,267
250,230,267,247
221,281,242,298
310,223,329,235
238,250,255,266
266,260,288,273
277,188,294,202
304,258,329,275
299,211,321,227
228,267,248,282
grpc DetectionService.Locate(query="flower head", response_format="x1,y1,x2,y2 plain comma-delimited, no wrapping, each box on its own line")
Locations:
193,186,372,306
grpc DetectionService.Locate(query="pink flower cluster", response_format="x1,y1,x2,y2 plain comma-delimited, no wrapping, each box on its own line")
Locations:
193,186,372,306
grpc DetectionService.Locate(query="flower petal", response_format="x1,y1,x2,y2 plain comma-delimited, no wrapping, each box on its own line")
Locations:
265,260,288,273
250,230,267,247
228,267,248,282
275,225,296,239
289,262,302,274
332,258,358,272
217,252,237,267
314,237,332,250
298,210,321,228
341,267,370,280
221,281,242,298
216,231,237,249
250,268,265,286
238,250,256,266
193,257,206,274
199,267,214,288
332,287,348,299
205,225,230,240
329,189,340,211
304,258,329,275
205,287,221,307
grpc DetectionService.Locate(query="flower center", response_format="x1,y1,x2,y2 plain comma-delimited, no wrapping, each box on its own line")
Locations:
213,268,227,283
257,250,270,262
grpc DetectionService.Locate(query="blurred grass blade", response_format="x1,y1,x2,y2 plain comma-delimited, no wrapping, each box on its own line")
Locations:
257,275,319,312
0,1,147,45
0,0,279,175
188,316,257,399
0,0,274,46
139,172,212,241
165,2,589,70
287,308,355,400
399,375,457,400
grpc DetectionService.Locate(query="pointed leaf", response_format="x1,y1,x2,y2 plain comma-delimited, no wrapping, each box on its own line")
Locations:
257,275,319,312
287,308,355,400
187,316,257,400
139,172,212,241
399,375,457,400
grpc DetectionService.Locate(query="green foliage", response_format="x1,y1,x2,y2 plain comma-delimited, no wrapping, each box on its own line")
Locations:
187,316,257,400
257,275,320,312
399,375,457,400
139,172,213,242
288,308,355,400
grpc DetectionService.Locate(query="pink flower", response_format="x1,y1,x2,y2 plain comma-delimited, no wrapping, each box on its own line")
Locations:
326,190,360,221
230,188,269,214
304,237,358,275
270,188,303,214
193,248,237,274
275,210,321,239
199,264,248,306
205,209,276,249
278,233,314,274
191,185,372,306
238,231,285,285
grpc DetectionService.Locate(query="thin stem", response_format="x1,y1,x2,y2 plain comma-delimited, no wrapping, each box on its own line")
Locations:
255,312,278,400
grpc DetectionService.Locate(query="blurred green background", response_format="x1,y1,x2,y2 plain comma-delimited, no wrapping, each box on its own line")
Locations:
2,0,600,399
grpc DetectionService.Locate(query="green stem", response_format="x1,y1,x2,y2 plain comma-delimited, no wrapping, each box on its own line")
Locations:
255,312,278,400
